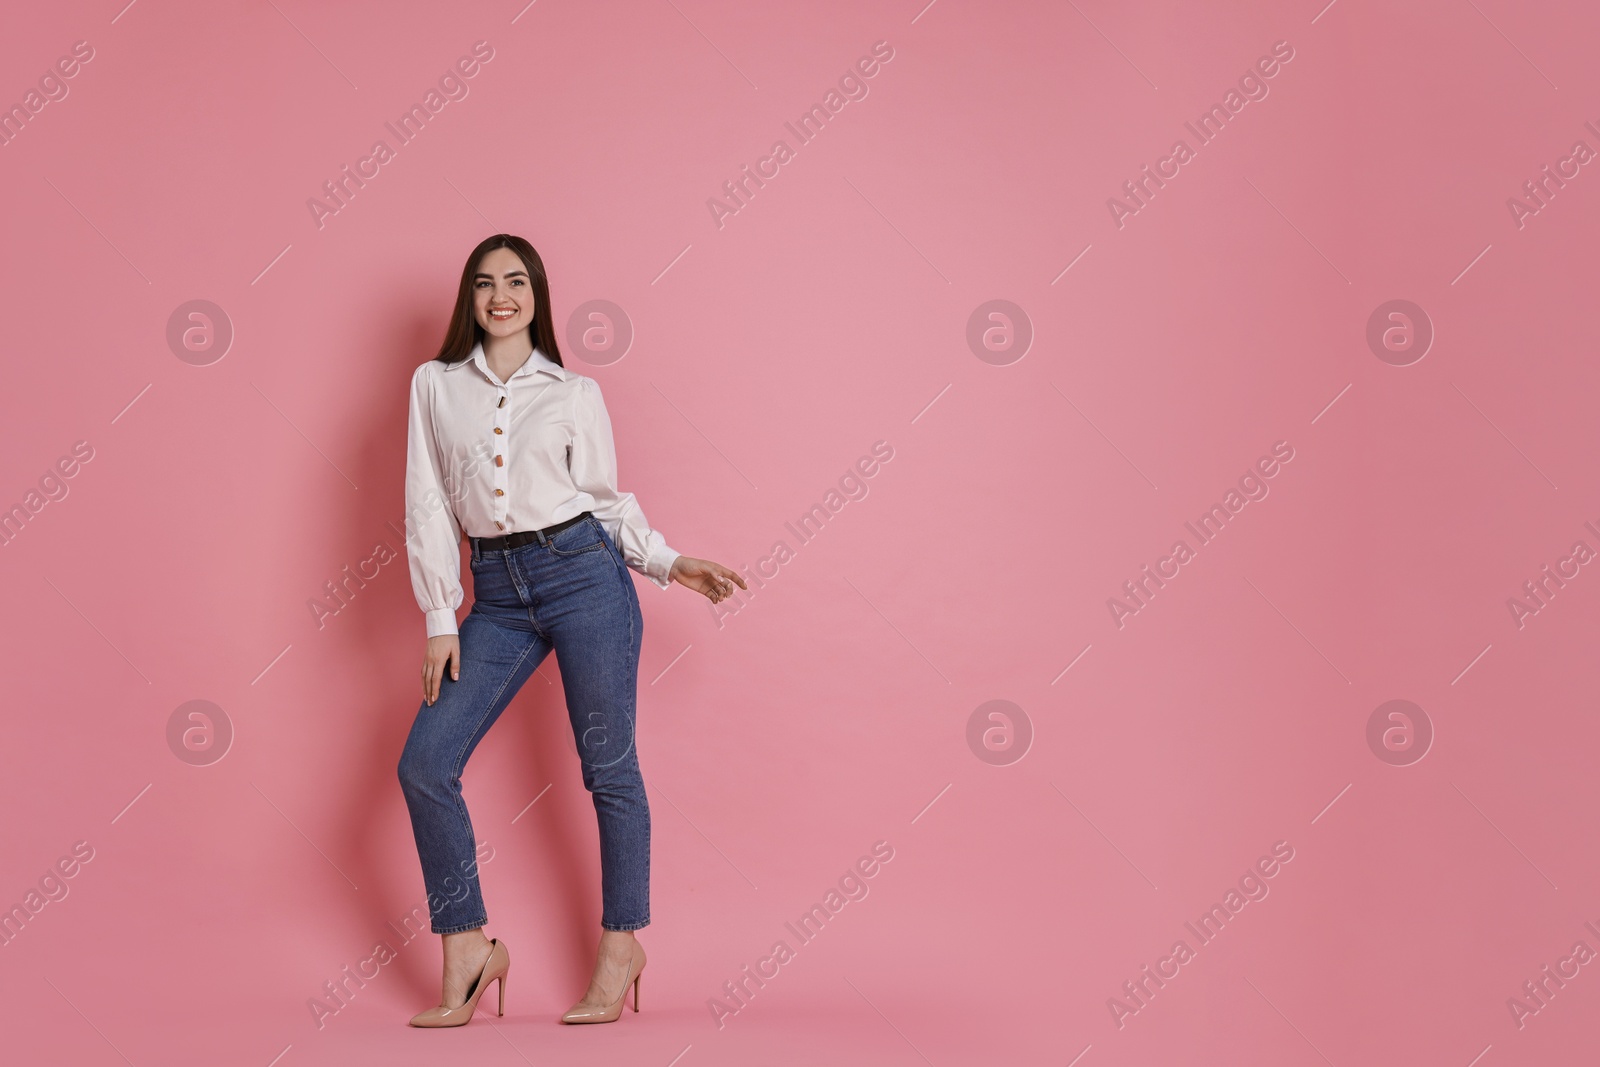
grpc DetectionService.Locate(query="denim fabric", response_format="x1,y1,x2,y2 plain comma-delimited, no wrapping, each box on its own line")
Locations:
397,513,650,933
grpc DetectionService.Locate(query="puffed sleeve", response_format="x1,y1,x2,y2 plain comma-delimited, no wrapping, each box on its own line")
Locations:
569,375,680,588
404,363,466,637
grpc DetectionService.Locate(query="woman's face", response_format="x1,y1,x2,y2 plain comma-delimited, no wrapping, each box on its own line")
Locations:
473,247,536,339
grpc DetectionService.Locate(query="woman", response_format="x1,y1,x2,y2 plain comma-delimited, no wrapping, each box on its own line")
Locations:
397,234,745,1027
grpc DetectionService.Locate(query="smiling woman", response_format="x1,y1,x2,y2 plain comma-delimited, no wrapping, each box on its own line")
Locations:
393,234,747,1030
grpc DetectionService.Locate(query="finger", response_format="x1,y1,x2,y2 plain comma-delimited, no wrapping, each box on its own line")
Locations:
449,645,460,681
723,566,748,589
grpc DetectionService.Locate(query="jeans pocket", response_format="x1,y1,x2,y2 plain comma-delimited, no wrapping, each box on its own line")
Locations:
548,519,606,557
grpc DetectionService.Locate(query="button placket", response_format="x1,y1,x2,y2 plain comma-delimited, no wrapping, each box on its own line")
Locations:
492,386,509,530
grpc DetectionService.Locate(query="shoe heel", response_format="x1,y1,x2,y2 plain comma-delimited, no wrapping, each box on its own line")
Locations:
632,972,641,1012
497,973,507,1016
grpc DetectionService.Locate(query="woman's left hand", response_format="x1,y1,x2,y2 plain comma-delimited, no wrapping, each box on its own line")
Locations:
669,556,747,604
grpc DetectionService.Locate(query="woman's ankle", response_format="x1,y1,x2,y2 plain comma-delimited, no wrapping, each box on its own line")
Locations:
442,928,491,954
596,929,636,956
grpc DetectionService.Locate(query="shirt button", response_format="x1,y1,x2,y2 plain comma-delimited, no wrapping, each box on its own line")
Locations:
493,427,503,434
495,455,504,467
495,521,505,530
494,488,505,496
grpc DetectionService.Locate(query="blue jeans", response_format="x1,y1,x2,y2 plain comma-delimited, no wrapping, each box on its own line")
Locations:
397,513,651,933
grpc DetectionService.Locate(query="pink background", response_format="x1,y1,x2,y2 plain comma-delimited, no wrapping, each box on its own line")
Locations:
3,1,1598,1063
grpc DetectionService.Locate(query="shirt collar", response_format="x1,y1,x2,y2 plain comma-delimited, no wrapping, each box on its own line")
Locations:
445,340,568,382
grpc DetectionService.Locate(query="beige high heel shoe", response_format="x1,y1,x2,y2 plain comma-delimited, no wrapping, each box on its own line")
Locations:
409,938,510,1028
560,939,645,1024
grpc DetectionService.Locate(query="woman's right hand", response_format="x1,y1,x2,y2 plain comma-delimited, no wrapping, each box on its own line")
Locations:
422,635,460,706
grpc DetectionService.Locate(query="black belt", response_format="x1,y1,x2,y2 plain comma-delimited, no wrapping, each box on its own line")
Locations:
472,511,591,553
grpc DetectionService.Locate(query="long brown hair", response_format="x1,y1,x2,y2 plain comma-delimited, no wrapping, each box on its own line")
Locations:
433,234,564,367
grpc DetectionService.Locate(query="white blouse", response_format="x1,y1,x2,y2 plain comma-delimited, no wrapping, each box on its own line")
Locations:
404,341,680,637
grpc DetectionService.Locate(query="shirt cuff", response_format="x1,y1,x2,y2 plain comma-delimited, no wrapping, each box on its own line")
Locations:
424,608,459,638
645,546,681,589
